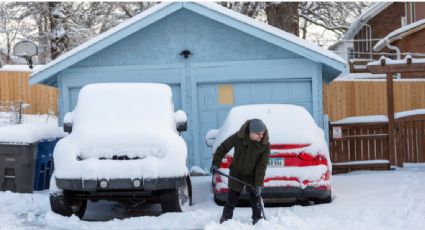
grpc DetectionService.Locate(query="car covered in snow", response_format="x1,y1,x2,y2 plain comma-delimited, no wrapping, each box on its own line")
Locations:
50,83,191,218
206,104,331,205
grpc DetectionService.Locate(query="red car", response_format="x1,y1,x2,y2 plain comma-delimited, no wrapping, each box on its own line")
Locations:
206,104,332,205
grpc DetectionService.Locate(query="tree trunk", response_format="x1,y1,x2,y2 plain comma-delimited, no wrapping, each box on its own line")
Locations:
37,14,49,64
49,2,69,60
265,2,299,36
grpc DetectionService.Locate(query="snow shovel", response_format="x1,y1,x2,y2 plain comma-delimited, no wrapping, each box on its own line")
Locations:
215,169,267,220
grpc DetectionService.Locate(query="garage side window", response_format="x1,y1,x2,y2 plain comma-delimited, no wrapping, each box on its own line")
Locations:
217,84,234,105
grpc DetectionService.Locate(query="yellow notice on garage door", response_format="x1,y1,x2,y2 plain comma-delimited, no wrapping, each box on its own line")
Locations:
218,84,234,105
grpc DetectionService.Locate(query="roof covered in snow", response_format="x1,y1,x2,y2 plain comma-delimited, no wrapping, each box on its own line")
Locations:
29,2,346,86
374,18,425,51
329,2,392,50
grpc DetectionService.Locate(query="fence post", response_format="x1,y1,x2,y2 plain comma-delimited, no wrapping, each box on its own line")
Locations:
18,100,23,124
386,73,397,167
395,119,404,166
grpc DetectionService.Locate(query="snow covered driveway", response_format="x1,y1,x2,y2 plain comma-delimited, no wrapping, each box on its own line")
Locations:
1,164,424,230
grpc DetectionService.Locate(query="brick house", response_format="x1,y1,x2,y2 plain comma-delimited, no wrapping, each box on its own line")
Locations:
330,2,425,74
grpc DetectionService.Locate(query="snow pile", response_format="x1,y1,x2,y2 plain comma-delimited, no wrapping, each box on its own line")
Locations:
174,110,187,123
0,65,42,72
54,83,188,180
213,104,329,157
332,115,388,124
190,166,209,176
334,73,386,81
368,55,425,66
331,109,425,124
0,112,58,127
0,123,66,144
395,109,425,119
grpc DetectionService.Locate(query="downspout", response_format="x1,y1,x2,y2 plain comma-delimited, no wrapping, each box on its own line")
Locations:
385,39,401,79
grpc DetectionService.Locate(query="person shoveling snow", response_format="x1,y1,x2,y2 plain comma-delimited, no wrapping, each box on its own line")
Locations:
210,119,270,225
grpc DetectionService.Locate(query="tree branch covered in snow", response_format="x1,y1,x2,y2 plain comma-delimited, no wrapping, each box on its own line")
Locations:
220,2,370,40
298,2,370,38
2,2,158,63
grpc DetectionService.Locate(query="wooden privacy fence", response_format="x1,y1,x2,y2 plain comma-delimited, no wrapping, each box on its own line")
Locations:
330,113,425,174
0,70,57,115
323,80,425,122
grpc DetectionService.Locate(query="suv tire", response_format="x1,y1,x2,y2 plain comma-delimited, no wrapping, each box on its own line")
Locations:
160,176,192,213
50,190,87,218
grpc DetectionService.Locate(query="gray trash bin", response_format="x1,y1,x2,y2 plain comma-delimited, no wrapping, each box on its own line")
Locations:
0,142,38,193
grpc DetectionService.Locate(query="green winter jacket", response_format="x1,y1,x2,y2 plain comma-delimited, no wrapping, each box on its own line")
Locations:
212,120,270,192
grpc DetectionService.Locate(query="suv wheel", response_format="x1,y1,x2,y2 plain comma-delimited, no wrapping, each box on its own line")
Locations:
50,190,87,218
160,176,192,213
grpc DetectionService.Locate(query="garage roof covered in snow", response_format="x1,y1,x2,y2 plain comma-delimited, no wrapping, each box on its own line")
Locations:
30,2,346,86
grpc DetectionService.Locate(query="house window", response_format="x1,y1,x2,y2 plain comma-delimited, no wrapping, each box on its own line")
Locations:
217,84,234,105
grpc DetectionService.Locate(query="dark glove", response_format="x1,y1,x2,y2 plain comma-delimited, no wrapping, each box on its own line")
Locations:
254,186,261,197
210,165,218,174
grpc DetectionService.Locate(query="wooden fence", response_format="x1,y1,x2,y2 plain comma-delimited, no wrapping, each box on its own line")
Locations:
323,80,425,122
330,114,425,174
0,71,57,114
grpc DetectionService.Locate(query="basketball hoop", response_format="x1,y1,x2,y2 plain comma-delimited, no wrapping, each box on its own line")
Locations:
13,40,38,69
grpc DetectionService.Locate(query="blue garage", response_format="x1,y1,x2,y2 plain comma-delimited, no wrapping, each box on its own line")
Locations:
29,2,346,168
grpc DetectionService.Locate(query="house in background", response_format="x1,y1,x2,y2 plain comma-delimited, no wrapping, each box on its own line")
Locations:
29,2,346,168
329,2,425,74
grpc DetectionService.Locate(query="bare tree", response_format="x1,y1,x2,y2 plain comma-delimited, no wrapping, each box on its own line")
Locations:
299,2,369,39
220,1,369,40
219,2,264,18
0,3,32,63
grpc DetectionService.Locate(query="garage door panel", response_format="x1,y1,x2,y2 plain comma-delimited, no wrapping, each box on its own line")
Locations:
250,83,272,104
197,84,217,107
291,81,312,101
234,84,251,104
271,82,291,102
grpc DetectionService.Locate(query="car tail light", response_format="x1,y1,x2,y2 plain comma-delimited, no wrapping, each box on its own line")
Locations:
299,152,314,161
271,144,311,150
219,155,233,168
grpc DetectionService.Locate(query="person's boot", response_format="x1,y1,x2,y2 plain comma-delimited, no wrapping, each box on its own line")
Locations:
220,216,229,224
252,217,263,225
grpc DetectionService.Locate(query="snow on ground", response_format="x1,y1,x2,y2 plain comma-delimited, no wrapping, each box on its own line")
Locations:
0,112,58,127
1,164,425,230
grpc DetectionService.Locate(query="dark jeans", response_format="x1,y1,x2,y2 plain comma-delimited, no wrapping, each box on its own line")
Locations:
221,188,262,221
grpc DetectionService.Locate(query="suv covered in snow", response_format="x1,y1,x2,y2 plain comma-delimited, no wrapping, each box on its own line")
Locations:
50,83,191,218
206,104,331,205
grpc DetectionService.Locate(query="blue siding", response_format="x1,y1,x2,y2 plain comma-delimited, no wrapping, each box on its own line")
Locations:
74,9,300,68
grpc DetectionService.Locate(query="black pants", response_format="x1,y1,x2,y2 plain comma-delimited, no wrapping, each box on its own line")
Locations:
221,188,262,221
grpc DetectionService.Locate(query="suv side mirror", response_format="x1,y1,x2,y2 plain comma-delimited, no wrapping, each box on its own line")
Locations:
63,112,73,133
205,129,219,147
175,110,187,132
